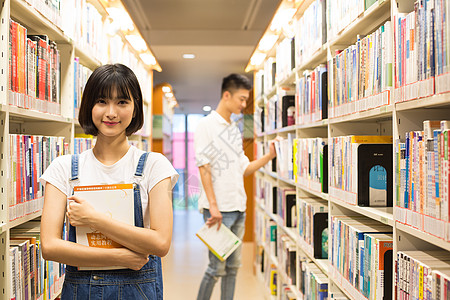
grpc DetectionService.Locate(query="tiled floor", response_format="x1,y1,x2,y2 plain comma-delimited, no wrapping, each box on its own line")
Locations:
162,210,266,300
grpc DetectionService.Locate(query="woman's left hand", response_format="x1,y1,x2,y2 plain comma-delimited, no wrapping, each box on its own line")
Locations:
66,196,98,228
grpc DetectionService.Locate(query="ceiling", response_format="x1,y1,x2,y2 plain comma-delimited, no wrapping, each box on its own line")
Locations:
121,0,281,114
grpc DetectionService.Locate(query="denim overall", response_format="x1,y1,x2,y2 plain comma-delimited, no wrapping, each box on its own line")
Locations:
61,153,163,300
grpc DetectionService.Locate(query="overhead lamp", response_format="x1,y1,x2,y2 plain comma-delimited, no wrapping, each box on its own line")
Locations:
250,53,266,66
270,8,297,32
106,7,134,31
126,35,148,52
183,54,196,59
162,86,171,93
139,53,156,66
202,105,212,112
165,92,174,98
258,34,278,52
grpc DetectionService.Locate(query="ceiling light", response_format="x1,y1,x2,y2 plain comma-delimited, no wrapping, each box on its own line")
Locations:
126,35,148,52
165,92,174,98
202,105,212,112
258,35,278,52
162,86,171,93
106,7,134,31
250,53,266,66
270,8,297,32
139,53,156,66
183,54,196,59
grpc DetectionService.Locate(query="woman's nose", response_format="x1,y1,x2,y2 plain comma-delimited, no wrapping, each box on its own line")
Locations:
106,104,117,117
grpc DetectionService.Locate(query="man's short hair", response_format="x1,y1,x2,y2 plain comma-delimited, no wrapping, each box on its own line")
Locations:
221,74,252,96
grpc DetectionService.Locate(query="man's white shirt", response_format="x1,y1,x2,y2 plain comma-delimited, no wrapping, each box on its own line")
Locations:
194,111,250,212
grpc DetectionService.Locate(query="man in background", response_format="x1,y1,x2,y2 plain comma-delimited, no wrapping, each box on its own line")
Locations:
194,73,277,300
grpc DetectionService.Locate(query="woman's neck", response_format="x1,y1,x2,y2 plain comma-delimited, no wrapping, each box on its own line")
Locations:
92,135,130,166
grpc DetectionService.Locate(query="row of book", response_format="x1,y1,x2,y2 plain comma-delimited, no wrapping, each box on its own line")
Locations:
298,197,328,260
329,135,393,207
23,0,62,29
8,134,68,222
395,120,450,240
328,20,392,119
298,258,328,300
295,137,328,194
73,58,92,119
294,0,326,69
327,0,377,42
261,92,296,133
396,250,450,300
74,137,94,155
61,0,106,61
330,215,393,300
9,20,61,115
296,65,328,125
276,37,296,85
10,222,65,300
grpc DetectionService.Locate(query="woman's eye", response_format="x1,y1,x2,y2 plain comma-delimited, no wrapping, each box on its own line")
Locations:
96,99,106,104
118,100,130,105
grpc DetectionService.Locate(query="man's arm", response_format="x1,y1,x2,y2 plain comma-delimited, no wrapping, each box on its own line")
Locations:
198,164,223,228
243,138,277,177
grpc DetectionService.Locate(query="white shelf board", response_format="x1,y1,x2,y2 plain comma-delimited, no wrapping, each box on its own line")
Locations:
1,210,42,233
295,119,328,129
8,105,73,123
329,197,394,226
10,0,69,43
395,92,450,111
328,0,391,48
74,44,102,70
330,266,368,300
329,104,393,124
296,44,328,73
277,69,297,88
396,222,450,252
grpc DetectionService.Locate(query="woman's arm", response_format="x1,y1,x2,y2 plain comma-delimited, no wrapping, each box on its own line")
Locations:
41,183,149,270
68,177,174,257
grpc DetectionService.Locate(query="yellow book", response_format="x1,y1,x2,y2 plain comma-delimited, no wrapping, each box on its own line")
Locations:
196,223,242,262
350,135,393,144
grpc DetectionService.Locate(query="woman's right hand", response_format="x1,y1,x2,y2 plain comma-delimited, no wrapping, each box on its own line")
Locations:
118,248,150,270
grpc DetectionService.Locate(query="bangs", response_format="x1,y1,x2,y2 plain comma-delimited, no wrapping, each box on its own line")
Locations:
96,72,133,100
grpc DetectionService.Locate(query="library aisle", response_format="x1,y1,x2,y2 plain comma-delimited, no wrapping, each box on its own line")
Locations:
162,210,266,300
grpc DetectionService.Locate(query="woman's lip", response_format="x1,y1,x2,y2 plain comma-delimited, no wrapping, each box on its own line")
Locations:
103,121,119,125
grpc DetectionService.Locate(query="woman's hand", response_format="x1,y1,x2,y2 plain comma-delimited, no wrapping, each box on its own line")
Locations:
117,248,150,270
66,196,99,227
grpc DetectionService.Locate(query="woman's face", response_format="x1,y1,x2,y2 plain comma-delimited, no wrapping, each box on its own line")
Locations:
91,91,135,138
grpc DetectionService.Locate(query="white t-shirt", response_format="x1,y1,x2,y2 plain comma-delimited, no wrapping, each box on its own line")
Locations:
40,146,179,229
194,111,250,212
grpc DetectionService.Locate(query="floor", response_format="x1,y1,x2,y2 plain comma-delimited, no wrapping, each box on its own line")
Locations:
162,210,266,300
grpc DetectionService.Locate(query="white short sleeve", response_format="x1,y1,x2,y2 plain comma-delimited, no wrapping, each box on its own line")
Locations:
144,153,179,192
240,151,250,173
194,120,212,167
39,155,72,196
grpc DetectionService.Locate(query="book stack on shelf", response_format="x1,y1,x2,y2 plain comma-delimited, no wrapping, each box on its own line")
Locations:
247,0,450,298
1,0,159,298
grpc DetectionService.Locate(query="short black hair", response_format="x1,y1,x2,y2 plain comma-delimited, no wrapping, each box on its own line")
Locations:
78,64,144,136
221,73,252,96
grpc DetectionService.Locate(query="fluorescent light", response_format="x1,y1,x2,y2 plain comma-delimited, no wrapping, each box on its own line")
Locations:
270,8,297,32
258,35,278,52
250,53,266,66
126,35,148,52
162,86,171,93
106,7,134,31
183,54,196,59
139,53,156,65
202,105,212,112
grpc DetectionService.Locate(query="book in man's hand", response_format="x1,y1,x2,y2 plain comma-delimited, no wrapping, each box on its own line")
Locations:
196,223,242,262
72,183,134,270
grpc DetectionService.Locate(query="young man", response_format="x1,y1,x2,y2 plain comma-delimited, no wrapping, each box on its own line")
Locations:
194,74,277,300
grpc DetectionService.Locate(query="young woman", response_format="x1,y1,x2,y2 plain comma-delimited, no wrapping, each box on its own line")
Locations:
40,63,178,299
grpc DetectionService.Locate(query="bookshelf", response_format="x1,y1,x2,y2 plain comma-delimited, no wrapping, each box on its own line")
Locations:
152,83,177,161
249,0,450,299
0,0,158,298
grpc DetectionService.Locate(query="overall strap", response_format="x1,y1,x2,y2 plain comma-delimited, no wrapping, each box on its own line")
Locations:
134,152,150,228
135,152,149,177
